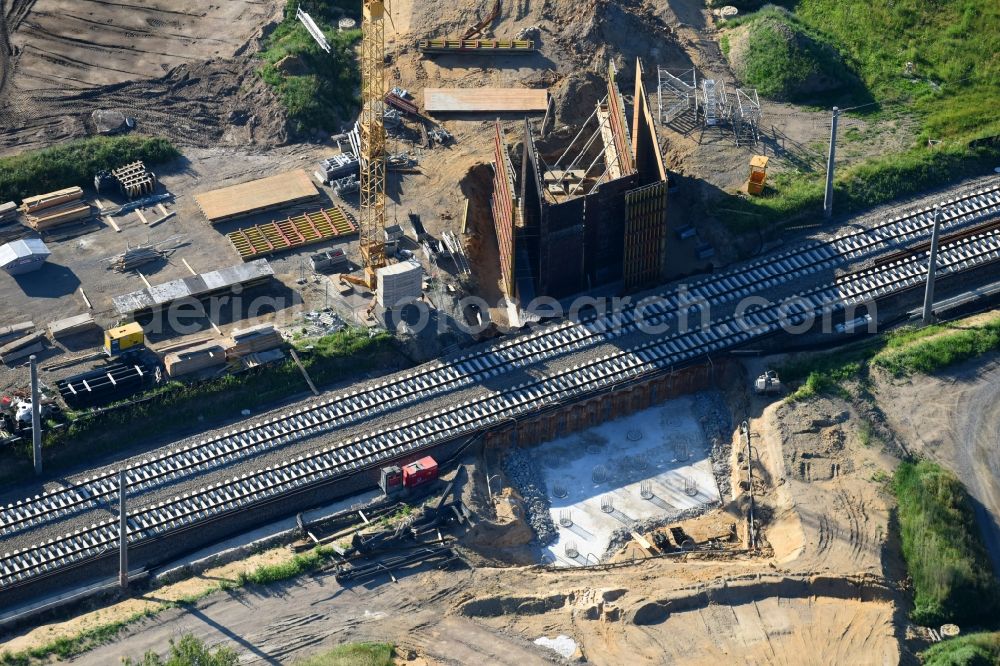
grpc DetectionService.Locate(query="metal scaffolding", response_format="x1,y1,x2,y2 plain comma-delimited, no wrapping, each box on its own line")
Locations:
657,66,762,146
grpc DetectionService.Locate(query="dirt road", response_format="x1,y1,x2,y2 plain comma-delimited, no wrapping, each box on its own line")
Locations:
878,354,1000,576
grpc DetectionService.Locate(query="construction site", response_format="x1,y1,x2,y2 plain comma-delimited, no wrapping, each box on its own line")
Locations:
0,0,999,664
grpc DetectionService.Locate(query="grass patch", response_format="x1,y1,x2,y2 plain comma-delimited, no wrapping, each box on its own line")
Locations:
714,0,1000,233
0,609,158,666
259,1,362,134
779,312,1000,398
236,546,334,586
122,633,238,666
922,632,1000,666
713,142,998,233
893,460,1000,626
295,643,395,666
724,7,868,104
0,136,179,203
873,316,1000,375
0,328,402,485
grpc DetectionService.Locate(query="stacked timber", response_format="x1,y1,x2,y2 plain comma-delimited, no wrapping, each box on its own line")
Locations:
224,324,283,359
21,186,92,230
0,321,34,345
164,341,227,377
0,201,18,224
48,313,98,339
0,331,46,365
109,245,165,272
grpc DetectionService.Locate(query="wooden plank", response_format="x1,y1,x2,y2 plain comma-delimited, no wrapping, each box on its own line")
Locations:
148,211,176,228
1,341,44,365
135,209,148,225
289,348,320,396
193,170,320,224
0,321,34,344
105,215,121,233
0,331,46,357
181,258,197,275
424,88,549,113
78,287,92,310
48,313,98,338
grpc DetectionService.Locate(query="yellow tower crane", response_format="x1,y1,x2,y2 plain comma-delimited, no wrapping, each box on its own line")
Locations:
344,0,388,292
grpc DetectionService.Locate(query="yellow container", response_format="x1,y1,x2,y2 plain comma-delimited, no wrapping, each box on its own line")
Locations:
104,322,144,355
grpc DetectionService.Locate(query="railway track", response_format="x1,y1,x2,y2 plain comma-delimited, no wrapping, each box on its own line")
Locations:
4,219,1000,590
1,183,999,541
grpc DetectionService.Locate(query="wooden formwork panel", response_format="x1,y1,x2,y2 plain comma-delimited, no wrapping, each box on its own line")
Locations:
425,88,549,113
195,169,319,223
228,207,358,260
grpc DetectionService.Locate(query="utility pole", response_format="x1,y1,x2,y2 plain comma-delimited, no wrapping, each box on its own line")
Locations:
922,205,943,324
823,106,840,220
29,355,41,476
119,469,129,590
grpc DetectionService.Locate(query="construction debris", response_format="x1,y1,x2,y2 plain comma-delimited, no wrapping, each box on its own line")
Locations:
47,313,98,339
100,193,172,217
461,0,501,40
227,206,358,260
442,231,471,275
106,244,168,272
315,153,360,185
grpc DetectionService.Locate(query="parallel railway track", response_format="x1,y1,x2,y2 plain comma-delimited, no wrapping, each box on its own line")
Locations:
2,184,998,541
4,215,1000,590
3,184,1000,539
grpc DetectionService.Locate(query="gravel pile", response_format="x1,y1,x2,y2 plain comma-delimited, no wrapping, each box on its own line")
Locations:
503,448,557,545
693,391,733,498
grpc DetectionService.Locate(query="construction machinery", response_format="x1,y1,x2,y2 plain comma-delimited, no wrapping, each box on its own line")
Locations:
754,370,782,395
103,322,145,357
747,155,768,195
339,0,389,294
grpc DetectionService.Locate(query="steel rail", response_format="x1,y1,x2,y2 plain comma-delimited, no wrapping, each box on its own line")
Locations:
4,225,1000,590
2,183,998,538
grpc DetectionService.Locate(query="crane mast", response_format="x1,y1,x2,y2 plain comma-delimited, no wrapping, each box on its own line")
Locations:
358,0,387,288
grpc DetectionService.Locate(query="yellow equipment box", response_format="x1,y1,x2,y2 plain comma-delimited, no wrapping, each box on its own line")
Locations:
104,322,145,356
747,155,768,195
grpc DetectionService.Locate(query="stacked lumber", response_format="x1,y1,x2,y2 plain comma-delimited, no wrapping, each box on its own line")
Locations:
0,201,17,224
0,321,34,345
164,341,227,377
21,186,92,230
109,245,165,272
0,331,46,365
48,313,98,339
224,324,283,359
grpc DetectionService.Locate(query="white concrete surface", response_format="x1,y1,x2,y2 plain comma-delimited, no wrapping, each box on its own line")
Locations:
537,396,721,567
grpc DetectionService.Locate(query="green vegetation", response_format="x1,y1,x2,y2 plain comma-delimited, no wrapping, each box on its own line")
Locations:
725,7,866,103
259,1,361,133
780,313,1000,398
123,634,239,666
295,643,395,666
893,460,1000,626
0,328,402,485
0,135,179,203
873,316,1000,375
922,632,1000,666
0,609,158,666
716,0,1000,232
236,546,334,586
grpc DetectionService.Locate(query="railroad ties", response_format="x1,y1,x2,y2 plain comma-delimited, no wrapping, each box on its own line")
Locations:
3,184,1000,590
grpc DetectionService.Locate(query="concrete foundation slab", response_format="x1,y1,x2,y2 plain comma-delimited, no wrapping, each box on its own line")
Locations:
534,396,721,567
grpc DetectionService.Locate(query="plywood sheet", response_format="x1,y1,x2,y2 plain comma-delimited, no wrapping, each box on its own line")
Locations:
194,170,319,224
424,88,549,113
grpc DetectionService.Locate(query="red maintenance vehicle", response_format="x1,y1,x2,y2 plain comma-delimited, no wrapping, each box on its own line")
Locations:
379,456,439,496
